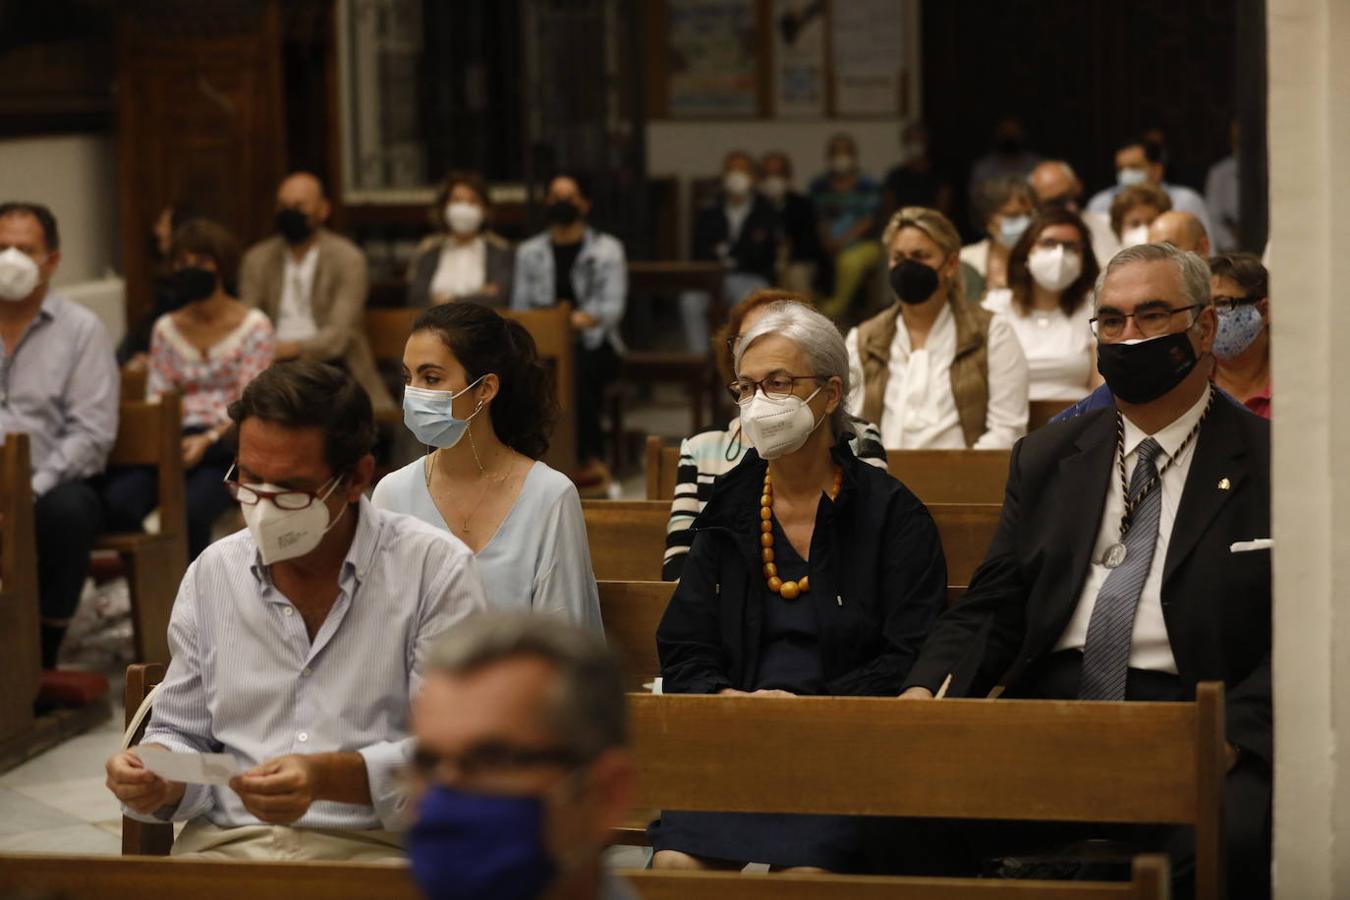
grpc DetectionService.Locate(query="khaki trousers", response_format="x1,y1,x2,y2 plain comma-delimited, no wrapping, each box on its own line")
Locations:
172,818,405,862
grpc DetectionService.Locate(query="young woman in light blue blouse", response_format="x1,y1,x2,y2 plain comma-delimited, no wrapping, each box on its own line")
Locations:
371,302,601,629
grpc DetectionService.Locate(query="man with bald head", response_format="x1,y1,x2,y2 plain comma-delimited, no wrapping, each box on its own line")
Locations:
1148,210,1211,258
1029,161,1120,264
240,172,392,412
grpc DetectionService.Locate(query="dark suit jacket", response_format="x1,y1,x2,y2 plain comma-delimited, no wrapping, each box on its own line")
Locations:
772,190,824,265
905,394,1272,762
691,194,778,284
405,232,515,308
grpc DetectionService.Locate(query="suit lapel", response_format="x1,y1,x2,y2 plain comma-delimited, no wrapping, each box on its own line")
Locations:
1044,411,1116,629
1163,398,1247,585
263,241,285,318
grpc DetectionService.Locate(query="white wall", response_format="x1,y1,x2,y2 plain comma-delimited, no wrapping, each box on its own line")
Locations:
1268,0,1350,895
0,135,119,287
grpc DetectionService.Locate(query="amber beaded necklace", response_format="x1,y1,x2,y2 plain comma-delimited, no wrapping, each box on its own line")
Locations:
760,466,842,600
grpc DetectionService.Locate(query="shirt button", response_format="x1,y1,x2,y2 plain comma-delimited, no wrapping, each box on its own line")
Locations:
297,731,309,743
283,607,294,617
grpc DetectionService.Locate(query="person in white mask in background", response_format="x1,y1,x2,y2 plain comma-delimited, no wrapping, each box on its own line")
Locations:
1110,183,1173,250
1086,136,1214,237
982,208,1103,402
406,171,515,308
651,299,947,873
959,176,1036,298
372,301,600,629
681,150,780,352
0,201,119,671
105,360,487,860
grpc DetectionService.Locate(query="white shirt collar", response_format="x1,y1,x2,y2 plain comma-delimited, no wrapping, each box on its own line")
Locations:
284,244,320,276
1121,383,1211,462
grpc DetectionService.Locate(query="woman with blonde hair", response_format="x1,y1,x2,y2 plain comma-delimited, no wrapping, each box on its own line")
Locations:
845,206,1028,449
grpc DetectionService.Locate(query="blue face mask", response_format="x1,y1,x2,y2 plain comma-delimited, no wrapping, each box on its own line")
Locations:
997,214,1030,248
1213,303,1265,360
407,785,557,900
1117,167,1149,187
403,377,486,449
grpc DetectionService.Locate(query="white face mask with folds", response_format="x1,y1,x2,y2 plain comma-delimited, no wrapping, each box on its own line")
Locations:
1120,224,1151,248
739,386,825,460
0,247,40,302
241,474,347,565
1027,245,1083,292
444,202,484,236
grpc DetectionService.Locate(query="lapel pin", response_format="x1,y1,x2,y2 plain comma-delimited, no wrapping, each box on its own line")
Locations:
1217,477,1231,491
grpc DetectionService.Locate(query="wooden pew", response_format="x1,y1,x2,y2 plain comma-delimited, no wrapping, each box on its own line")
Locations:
363,306,576,474
0,853,1169,899
120,364,148,403
1029,399,1075,431
122,662,172,856
582,499,1000,587
95,395,188,665
630,687,1224,899
0,435,41,757
643,438,1011,506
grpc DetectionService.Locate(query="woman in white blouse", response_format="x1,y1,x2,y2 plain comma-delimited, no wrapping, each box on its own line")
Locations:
406,171,514,307
981,208,1103,402
845,206,1028,449
371,302,601,629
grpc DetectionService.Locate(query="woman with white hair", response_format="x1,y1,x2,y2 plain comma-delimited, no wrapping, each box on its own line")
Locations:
650,301,948,873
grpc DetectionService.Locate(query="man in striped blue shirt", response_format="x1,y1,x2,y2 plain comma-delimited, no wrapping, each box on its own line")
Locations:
105,361,487,860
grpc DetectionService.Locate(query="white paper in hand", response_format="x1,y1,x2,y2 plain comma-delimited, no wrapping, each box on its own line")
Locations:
136,745,239,785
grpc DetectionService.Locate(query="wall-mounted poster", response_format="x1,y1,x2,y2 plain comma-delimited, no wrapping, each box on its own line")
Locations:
772,0,826,118
831,0,906,117
668,0,759,117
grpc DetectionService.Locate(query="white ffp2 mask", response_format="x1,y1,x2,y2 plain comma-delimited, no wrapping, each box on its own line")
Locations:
0,247,40,302
1027,246,1083,292
739,386,824,460
241,475,346,565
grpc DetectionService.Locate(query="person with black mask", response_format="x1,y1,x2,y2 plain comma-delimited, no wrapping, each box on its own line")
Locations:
511,174,627,493
899,241,1271,900
239,172,393,415
117,203,202,369
844,206,1028,449
408,613,638,900
103,219,275,561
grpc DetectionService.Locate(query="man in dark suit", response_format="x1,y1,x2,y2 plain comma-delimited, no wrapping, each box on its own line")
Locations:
760,150,824,297
901,241,1270,899
680,150,779,351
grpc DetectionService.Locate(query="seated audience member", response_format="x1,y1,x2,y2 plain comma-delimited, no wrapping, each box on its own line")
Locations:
512,173,626,489
959,176,1036,298
406,171,514,308
760,150,824,297
1149,209,1212,257
1209,252,1271,418
104,220,274,561
901,242,1271,900
1110,183,1172,248
408,613,637,900
118,203,201,369
810,132,883,320
1087,136,1214,237
0,201,119,669
372,302,601,628
105,361,487,860
651,301,947,872
240,171,393,413
662,290,888,581
881,121,954,220
966,115,1041,216
682,150,778,352
1028,161,1120,265
982,208,1102,402
846,207,1028,450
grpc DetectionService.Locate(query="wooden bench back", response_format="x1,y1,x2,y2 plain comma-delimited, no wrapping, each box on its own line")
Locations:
1029,399,1075,431
363,307,576,473
0,854,1168,899
106,395,187,542
582,499,999,587
120,365,148,403
0,435,40,746
631,689,1223,898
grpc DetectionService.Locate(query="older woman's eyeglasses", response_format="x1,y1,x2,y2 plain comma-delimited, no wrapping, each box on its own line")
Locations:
728,374,825,404
1089,303,1200,341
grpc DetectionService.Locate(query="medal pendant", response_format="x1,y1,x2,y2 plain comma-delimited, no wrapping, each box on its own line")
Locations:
1103,542,1128,569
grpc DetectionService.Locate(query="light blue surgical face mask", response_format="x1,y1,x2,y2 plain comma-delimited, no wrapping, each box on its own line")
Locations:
1117,167,1149,187
997,214,1031,248
403,377,487,449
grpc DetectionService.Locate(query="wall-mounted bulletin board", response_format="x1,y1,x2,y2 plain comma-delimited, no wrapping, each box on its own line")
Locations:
646,0,910,120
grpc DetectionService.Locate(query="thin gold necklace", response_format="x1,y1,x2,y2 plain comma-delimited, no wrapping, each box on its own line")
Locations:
424,427,515,536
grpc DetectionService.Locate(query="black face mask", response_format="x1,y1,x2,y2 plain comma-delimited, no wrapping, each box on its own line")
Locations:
996,135,1024,155
545,200,581,227
1096,330,1200,404
889,258,941,304
275,207,314,245
168,266,217,305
